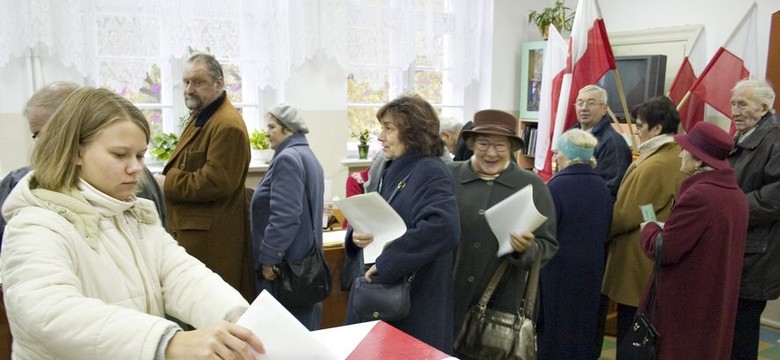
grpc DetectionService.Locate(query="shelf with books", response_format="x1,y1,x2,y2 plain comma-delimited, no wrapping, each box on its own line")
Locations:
517,119,538,170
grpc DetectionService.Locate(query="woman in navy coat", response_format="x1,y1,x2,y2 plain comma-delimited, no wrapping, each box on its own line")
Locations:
251,103,325,330
344,94,460,353
538,129,612,359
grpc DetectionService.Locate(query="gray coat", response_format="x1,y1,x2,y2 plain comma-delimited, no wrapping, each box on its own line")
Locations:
448,161,558,335
728,113,780,300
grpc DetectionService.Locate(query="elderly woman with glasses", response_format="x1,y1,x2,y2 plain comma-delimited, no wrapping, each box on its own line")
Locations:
448,109,558,360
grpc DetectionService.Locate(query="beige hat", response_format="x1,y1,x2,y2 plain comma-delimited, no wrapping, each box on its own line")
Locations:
268,103,309,134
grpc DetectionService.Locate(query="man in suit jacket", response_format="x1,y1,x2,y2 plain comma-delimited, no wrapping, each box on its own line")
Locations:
159,54,250,292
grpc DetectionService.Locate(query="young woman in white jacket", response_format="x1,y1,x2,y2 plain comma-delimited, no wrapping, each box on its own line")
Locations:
0,87,265,360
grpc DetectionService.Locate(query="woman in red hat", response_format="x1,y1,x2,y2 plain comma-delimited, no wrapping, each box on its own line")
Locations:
637,121,749,359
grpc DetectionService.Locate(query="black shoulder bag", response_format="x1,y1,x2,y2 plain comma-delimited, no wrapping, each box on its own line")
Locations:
617,233,662,359
272,147,332,307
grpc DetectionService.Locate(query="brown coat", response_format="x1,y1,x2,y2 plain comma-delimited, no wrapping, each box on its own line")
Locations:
603,141,685,306
163,96,250,290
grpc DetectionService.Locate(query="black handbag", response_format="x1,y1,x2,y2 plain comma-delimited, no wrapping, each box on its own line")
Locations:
351,274,414,322
274,243,332,307
454,251,541,360
618,233,663,360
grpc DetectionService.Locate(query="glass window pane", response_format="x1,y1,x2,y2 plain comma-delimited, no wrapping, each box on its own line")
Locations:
101,63,162,104
413,68,443,104
223,63,243,103
142,109,163,139
347,71,389,104
347,107,381,138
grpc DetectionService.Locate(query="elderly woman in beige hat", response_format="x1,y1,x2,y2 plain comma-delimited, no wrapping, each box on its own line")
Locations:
250,103,326,330
636,121,749,359
448,109,558,359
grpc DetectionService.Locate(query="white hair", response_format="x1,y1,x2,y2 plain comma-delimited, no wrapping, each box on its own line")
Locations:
439,116,463,134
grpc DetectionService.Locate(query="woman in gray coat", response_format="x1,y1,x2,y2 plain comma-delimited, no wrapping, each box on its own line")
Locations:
448,109,558,359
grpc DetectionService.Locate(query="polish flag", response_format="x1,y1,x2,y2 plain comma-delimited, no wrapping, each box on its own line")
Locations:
668,28,706,132
688,3,758,132
557,0,617,135
534,25,568,179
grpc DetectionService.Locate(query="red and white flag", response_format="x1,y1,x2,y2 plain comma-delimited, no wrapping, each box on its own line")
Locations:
688,2,758,132
557,0,616,134
534,25,567,179
537,0,616,179
668,27,706,132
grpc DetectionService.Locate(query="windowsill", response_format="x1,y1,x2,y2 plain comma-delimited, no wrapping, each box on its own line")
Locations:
340,158,373,168
146,162,269,174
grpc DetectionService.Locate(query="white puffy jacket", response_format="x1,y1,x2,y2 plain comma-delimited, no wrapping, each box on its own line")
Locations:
0,174,248,359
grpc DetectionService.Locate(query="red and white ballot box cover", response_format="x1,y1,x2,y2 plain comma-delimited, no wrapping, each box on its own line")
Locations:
238,291,455,359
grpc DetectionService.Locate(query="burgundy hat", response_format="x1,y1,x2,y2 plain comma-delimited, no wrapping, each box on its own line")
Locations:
461,109,524,150
673,121,733,170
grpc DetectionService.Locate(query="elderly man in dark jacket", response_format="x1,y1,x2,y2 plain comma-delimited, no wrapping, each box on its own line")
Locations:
727,79,780,360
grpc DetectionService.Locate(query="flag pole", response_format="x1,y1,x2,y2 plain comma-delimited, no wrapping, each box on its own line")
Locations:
612,67,638,150
676,90,692,111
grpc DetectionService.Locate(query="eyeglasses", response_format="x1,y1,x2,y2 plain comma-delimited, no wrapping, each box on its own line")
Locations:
574,100,603,109
474,139,510,152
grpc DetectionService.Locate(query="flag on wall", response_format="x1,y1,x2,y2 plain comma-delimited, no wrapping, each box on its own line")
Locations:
556,0,617,135
534,25,568,180
688,2,758,132
668,27,706,132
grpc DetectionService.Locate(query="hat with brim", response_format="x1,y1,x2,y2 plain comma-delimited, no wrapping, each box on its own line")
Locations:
461,109,524,150
673,121,732,170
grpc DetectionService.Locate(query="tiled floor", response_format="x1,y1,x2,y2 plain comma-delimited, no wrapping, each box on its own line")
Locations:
599,325,780,359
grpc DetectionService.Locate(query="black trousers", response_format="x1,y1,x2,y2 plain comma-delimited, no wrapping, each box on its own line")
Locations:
731,298,767,360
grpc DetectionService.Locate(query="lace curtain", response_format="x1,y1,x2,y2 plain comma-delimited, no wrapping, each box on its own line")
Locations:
0,0,490,91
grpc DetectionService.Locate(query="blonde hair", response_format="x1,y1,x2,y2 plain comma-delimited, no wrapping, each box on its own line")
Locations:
23,81,80,119
31,87,150,191
556,129,598,169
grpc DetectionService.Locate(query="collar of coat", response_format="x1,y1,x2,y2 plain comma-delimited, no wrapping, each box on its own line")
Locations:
30,179,158,249
733,113,778,151
193,91,227,128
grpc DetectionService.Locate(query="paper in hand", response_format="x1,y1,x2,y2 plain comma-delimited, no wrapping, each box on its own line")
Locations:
640,204,656,222
484,184,548,257
334,192,407,263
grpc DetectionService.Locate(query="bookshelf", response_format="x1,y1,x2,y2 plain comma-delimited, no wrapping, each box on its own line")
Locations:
518,119,538,170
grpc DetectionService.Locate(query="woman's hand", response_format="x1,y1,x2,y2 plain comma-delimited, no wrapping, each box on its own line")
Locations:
352,232,375,248
261,265,277,281
364,264,378,283
165,321,265,360
510,231,535,253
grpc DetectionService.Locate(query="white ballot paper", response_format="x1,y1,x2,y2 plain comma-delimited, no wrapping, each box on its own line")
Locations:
237,290,338,360
334,192,407,264
484,184,548,257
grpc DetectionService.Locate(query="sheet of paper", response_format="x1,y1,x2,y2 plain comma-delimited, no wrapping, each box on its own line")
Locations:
334,192,407,263
236,290,338,360
311,321,378,359
639,203,656,222
484,184,548,257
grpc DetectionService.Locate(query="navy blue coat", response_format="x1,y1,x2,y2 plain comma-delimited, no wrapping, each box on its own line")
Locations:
538,163,612,359
345,154,460,353
573,116,632,197
251,133,324,329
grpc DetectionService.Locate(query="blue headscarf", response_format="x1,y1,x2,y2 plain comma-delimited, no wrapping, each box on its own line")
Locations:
557,134,594,162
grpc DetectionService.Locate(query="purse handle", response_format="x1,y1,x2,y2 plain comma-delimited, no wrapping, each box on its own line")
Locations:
474,247,542,318
644,233,663,319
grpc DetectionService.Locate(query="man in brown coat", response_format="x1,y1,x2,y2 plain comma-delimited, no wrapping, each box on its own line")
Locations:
159,53,250,292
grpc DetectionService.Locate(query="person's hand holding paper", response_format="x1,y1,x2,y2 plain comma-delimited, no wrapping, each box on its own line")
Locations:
334,192,407,263
484,184,548,257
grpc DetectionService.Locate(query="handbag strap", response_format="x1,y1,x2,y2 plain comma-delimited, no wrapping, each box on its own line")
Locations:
521,247,542,319
644,233,663,318
476,261,510,312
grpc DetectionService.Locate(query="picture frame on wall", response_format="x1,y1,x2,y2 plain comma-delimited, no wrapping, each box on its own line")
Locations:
519,41,546,119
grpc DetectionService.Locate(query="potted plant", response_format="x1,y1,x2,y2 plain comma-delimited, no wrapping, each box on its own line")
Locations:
149,132,179,162
352,129,371,160
249,129,274,163
528,0,575,39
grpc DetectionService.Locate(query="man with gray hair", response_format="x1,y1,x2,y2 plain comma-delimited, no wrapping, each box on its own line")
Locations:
727,78,780,360
159,53,251,295
439,116,473,161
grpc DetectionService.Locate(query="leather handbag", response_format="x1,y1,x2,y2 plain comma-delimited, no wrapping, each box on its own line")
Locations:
351,274,414,322
454,251,541,360
618,233,663,360
274,243,332,307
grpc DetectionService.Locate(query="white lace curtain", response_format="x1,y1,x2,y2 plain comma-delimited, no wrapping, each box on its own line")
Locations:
0,0,490,91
